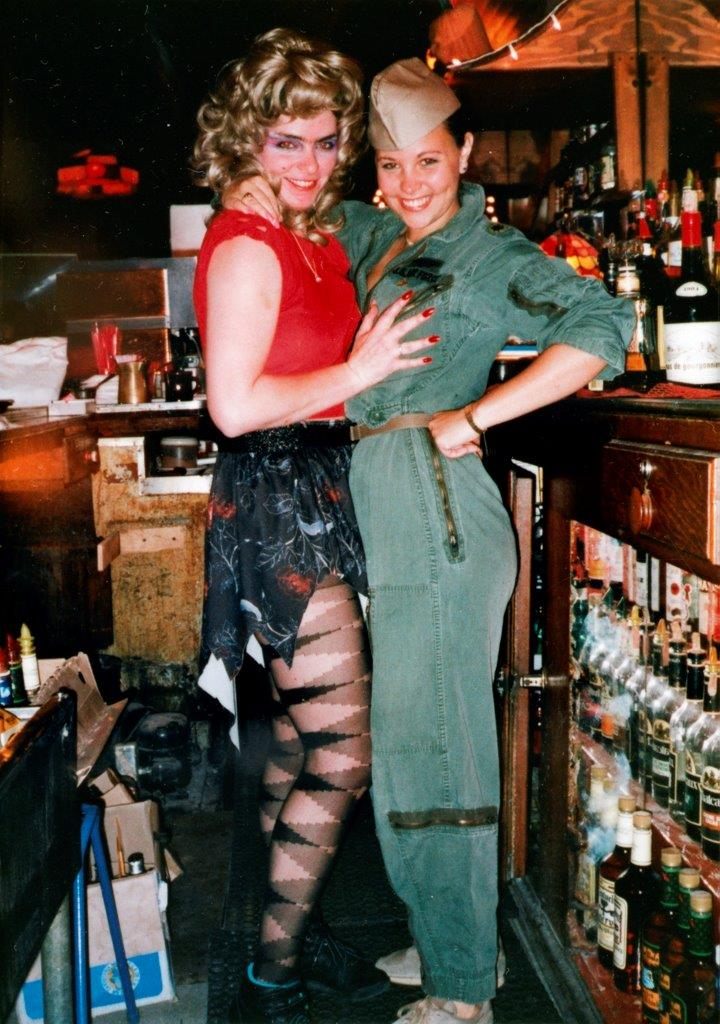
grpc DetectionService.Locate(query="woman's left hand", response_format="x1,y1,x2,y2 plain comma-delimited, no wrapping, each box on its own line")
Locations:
429,408,481,459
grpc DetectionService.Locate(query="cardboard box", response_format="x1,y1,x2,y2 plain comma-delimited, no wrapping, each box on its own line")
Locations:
88,770,183,883
32,653,127,785
16,870,175,1021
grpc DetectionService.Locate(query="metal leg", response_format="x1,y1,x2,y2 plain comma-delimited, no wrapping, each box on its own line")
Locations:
73,833,91,1024
78,803,140,1024
41,894,74,1024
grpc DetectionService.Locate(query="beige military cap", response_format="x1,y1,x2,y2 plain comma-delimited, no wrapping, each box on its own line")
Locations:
367,57,460,151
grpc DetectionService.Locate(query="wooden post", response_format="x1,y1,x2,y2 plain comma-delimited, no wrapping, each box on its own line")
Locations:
612,51,643,191
644,52,669,182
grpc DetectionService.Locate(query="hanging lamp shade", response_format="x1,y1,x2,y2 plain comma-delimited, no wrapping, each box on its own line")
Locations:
540,231,603,279
429,5,492,64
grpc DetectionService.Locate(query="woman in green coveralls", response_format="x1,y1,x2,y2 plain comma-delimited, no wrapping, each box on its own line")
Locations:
228,57,634,1024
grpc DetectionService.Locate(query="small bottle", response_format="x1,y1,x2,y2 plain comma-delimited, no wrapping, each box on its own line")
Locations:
684,645,720,841
18,623,40,698
6,631,27,707
574,765,608,935
699,647,720,860
597,794,636,970
0,647,13,707
639,847,682,1023
651,623,687,807
613,810,659,993
667,890,718,1023
642,620,669,792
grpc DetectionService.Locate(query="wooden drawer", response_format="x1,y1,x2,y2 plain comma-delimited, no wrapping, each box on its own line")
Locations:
600,440,720,566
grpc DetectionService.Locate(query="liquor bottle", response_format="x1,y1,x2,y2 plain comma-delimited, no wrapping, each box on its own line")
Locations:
18,623,40,699
615,257,659,392
584,778,620,941
627,613,653,779
597,794,636,970
681,169,698,213
669,635,706,825
6,631,27,706
613,810,659,993
707,152,720,227
700,647,720,860
612,617,640,759
643,620,669,792
651,624,687,807
657,868,702,1024
667,890,718,1023
664,210,720,386
684,645,720,842
640,846,682,1024
574,764,608,933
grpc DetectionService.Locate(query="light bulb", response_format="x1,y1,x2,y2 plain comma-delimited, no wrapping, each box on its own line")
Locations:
550,12,561,30
508,43,519,60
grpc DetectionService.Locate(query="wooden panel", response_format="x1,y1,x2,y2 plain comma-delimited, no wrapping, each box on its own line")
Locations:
56,268,168,320
613,52,642,192
600,441,720,564
644,53,669,181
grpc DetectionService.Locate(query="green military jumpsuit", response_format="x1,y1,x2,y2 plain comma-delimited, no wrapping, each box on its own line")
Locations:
339,183,634,1004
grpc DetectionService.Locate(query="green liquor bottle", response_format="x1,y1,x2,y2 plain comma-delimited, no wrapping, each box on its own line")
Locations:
640,847,682,1023
667,890,718,1022
669,637,706,826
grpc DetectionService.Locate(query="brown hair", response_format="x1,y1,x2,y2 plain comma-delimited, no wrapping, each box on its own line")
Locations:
192,27,364,239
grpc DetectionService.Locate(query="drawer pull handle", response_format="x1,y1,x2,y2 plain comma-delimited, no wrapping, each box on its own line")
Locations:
629,485,653,533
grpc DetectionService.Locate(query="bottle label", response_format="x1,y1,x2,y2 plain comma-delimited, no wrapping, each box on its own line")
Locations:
641,934,662,1012
669,994,688,1022
665,322,720,385
685,765,702,832
700,765,720,856
613,894,628,969
675,281,708,298
597,875,616,951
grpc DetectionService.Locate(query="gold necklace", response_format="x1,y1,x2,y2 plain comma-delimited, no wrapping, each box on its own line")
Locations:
291,232,321,282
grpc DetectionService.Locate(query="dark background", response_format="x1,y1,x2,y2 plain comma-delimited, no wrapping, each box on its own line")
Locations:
0,0,718,261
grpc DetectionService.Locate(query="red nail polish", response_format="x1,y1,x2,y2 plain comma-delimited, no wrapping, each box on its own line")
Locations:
422,307,435,318
401,289,414,301
422,357,433,364
428,335,440,344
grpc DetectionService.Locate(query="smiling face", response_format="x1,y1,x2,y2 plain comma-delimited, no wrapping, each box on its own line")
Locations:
375,123,474,243
257,109,340,212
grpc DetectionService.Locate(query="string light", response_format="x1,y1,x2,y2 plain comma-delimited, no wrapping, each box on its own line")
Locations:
438,1,569,71
508,42,519,60
550,12,561,30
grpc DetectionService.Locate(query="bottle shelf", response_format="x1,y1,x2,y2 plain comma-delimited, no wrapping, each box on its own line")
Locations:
573,726,720,940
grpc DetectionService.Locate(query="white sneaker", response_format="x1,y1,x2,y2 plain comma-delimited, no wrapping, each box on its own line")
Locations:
394,996,493,1023
376,941,506,989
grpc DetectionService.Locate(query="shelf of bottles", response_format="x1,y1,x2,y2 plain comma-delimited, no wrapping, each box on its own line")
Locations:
569,523,720,1022
551,130,720,394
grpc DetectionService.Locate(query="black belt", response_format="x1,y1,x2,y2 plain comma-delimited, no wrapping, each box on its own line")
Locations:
219,421,353,457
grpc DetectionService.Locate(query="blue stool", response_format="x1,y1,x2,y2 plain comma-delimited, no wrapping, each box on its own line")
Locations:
72,804,140,1024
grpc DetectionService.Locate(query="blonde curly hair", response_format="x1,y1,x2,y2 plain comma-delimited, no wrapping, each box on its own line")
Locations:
192,28,365,241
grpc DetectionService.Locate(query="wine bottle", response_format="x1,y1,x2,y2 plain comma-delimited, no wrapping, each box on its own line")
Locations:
613,810,659,993
597,794,636,970
664,211,720,386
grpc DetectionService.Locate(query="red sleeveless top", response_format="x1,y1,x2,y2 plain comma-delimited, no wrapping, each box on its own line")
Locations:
193,210,361,420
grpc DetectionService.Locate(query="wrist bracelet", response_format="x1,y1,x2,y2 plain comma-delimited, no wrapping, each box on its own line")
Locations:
464,404,484,436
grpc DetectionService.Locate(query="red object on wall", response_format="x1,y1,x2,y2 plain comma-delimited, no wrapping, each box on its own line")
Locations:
56,149,139,198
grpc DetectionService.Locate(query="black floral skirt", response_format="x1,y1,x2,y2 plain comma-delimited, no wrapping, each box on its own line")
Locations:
200,433,367,675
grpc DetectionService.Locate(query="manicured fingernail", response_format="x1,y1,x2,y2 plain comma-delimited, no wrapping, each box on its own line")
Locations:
401,289,414,300
428,335,440,344
422,307,435,318
422,357,433,364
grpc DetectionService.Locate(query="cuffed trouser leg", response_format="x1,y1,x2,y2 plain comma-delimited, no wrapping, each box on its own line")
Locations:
368,578,508,1005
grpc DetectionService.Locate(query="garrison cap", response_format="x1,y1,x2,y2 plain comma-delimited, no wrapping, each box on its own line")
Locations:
367,57,460,151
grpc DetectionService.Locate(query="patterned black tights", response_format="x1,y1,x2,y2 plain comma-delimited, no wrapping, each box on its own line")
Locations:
254,578,371,985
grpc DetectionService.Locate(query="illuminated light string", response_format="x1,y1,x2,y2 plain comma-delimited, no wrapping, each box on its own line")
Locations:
434,0,570,72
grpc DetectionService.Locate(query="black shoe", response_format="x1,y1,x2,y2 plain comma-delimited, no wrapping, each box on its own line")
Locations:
302,920,390,1002
228,971,311,1024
